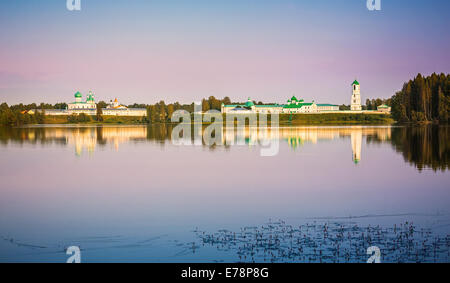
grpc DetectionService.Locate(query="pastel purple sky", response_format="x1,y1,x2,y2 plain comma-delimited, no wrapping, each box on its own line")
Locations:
0,0,449,105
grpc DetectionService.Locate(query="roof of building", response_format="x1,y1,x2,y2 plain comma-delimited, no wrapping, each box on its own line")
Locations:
86,92,95,102
255,105,282,107
317,104,339,107
283,103,314,109
378,104,390,108
74,91,82,98
245,98,255,108
352,80,360,86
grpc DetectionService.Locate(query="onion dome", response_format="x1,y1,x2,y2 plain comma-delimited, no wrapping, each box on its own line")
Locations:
245,97,254,108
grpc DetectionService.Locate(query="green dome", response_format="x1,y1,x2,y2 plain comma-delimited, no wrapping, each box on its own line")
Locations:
352,80,360,86
74,91,82,98
245,98,254,108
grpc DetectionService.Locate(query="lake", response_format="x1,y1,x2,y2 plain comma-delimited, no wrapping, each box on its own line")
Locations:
0,125,449,263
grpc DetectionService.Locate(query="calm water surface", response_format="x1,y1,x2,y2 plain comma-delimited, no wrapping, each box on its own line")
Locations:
0,125,449,262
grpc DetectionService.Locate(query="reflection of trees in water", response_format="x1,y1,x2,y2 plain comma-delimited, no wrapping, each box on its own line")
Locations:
146,123,171,143
389,126,449,172
0,126,67,146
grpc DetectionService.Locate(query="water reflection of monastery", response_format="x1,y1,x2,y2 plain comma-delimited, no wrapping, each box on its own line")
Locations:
38,127,148,156
19,126,391,162
222,126,392,164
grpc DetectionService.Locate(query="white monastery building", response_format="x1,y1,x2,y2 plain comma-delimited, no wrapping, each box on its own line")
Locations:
45,91,147,117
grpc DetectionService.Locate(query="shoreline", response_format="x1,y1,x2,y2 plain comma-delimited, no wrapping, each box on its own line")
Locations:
38,113,395,126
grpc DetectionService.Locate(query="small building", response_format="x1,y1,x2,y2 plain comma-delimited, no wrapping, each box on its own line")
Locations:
107,98,128,110
222,98,284,114
21,110,35,115
282,96,318,113
102,98,147,116
377,104,391,113
317,104,339,111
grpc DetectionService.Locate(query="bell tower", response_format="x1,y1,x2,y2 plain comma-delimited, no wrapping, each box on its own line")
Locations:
351,80,362,111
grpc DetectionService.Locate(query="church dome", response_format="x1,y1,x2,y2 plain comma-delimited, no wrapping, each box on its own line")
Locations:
245,98,254,108
74,91,82,98
352,80,360,86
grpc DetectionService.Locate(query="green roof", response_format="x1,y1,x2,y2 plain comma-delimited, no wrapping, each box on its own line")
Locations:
284,103,314,109
352,80,360,86
317,104,339,107
255,105,281,107
245,98,254,107
74,91,82,98
378,104,389,108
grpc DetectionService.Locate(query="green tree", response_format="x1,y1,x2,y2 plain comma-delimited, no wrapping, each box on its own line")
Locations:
159,101,166,122
96,106,104,122
167,104,175,120
202,99,210,112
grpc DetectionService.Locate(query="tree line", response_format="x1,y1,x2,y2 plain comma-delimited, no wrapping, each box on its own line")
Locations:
0,96,234,125
0,103,46,126
390,73,449,123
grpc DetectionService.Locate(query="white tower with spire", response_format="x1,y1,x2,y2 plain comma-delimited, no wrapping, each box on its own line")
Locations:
351,79,362,111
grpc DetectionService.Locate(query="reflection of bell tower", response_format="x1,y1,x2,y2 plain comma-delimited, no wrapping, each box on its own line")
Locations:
351,130,362,164
351,80,362,111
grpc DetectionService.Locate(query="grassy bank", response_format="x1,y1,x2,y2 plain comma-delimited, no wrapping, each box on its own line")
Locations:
278,113,394,125
37,113,394,125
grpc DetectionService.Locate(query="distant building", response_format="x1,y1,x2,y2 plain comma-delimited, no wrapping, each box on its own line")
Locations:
221,96,338,114
317,104,340,111
377,104,391,113
21,110,35,115
68,91,97,110
350,80,362,111
102,98,147,116
43,92,147,117
107,98,128,110
221,98,284,114
282,96,318,113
